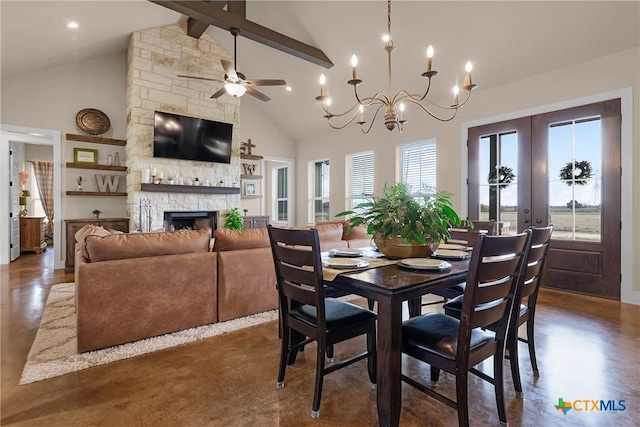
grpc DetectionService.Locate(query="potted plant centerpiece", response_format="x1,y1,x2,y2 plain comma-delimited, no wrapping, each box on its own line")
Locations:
337,182,468,259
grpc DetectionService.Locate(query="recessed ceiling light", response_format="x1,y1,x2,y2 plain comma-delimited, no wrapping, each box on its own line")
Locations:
286,86,292,92
67,22,79,29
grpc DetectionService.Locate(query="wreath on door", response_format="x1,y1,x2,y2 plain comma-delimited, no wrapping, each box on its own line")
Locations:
559,160,593,186
487,166,515,190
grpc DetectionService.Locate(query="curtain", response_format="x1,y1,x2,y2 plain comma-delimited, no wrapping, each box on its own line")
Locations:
31,161,54,234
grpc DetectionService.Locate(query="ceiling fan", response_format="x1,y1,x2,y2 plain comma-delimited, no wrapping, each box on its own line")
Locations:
178,28,287,102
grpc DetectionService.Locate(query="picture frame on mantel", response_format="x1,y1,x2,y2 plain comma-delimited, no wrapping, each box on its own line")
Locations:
244,182,256,196
73,147,98,164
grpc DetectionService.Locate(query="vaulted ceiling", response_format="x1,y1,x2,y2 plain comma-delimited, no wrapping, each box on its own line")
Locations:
2,1,639,142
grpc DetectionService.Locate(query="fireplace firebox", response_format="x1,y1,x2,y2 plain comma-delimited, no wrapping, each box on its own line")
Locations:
164,211,217,232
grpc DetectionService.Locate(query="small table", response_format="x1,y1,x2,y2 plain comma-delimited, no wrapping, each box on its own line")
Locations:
330,260,469,427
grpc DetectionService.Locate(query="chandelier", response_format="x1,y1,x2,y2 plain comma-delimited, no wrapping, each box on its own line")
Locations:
315,0,477,133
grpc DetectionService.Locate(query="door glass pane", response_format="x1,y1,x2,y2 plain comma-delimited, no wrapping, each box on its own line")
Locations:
548,118,601,241
478,132,517,234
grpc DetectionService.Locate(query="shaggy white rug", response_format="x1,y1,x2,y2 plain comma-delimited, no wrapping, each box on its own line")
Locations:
20,283,278,385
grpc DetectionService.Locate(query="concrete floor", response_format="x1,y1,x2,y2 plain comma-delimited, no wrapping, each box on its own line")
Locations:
2,249,639,426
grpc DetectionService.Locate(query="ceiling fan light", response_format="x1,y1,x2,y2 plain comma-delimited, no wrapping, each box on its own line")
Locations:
224,82,246,97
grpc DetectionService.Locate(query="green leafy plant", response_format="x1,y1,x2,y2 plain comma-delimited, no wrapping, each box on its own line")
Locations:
336,182,468,245
92,209,102,218
224,208,244,230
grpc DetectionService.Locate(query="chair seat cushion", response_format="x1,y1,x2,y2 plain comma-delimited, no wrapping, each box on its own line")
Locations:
291,298,376,330
448,282,466,294
402,313,494,359
444,295,527,318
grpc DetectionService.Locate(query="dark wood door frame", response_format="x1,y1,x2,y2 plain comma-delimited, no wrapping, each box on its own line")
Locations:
531,100,621,299
467,100,622,300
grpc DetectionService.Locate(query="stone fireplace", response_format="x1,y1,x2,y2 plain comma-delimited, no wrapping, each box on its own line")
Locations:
125,22,241,232
164,211,217,232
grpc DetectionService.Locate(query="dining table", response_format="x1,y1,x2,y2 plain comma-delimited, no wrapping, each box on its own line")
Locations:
325,254,470,427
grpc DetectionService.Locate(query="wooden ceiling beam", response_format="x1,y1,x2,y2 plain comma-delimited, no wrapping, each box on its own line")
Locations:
187,1,227,39
149,0,333,68
227,0,246,18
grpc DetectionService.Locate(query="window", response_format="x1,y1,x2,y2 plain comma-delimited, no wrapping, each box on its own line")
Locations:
29,163,46,219
398,138,437,191
346,151,375,209
310,159,330,222
273,166,288,222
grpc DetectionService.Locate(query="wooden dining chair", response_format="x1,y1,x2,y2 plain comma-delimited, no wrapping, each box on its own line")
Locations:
447,219,496,245
402,231,531,427
444,225,553,397
420,219,497,310
267,225,377,419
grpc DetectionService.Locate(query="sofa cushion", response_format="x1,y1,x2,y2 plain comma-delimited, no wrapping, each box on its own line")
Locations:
75,225,112,260
342,224,370,241
213,228,270,252
315,222,345,243
85,228,211,262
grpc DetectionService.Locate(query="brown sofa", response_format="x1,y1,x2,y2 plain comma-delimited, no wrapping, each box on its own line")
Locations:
309,221,372,250
212,228,278,322
75,228,217,353
74,222,372,352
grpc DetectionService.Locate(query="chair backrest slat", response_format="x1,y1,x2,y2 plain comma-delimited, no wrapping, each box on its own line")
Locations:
470,299,510,329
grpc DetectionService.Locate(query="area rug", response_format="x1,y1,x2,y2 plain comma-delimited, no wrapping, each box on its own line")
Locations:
20,282,279,385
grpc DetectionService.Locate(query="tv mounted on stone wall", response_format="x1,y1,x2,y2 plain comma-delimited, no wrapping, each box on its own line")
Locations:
153,111,232,164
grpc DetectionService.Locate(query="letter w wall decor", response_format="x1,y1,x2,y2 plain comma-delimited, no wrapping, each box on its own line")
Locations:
95,174,120,192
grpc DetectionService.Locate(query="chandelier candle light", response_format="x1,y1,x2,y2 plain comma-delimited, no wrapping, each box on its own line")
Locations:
316,0,477,133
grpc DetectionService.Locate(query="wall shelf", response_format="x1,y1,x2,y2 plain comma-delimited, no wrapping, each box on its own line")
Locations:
66,133,126,146
141,183,240,195
66,162,127,172
241,195,263,200
240,154,263,160
66,191,127,197
240,174,263,180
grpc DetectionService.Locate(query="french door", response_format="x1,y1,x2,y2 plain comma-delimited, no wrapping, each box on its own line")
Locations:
468,100,621,299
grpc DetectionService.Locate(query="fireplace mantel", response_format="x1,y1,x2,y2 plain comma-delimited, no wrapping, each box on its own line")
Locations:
140,183,240,195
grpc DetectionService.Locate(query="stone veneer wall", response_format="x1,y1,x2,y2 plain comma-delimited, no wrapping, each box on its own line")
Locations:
125,22,240,231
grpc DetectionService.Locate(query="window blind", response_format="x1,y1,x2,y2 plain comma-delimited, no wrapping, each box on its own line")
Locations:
399,139,437,191
348,151,375,206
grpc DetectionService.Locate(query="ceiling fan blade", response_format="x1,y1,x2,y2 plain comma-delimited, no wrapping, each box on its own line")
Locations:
210,88,227,99
221,59,237,80
177,74,223,83
246,79,287,86
246,87,271,102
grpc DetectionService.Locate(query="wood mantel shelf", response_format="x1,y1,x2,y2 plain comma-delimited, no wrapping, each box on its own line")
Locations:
66,191,127,197
66,162,127,172
240,154,263,160
141,183,240,195
66,133,126,146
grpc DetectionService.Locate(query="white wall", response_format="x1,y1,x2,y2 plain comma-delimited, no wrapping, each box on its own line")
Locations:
295,47,639,296
240,102,296,221
1,52,128,220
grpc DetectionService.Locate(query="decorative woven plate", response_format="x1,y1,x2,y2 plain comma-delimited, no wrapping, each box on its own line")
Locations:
75,108,110,135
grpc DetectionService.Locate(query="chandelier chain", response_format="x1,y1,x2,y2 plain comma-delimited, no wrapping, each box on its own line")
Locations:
387,0,391,35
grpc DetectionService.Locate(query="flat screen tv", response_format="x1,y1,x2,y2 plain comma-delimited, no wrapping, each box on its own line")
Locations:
153,111,233,164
